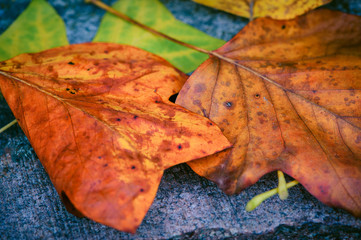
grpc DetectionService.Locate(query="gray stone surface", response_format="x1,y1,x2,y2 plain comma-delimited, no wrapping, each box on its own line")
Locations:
1,0,361,239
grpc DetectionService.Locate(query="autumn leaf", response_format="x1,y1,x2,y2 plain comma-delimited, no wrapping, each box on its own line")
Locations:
93,0,225,73
193,0,331,20
0,0,68,61
176,9,361,217
0,42,231,233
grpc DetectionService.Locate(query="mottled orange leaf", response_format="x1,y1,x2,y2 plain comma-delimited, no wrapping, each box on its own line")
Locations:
193,0,330,20
0,42,231,233
177,9,361,216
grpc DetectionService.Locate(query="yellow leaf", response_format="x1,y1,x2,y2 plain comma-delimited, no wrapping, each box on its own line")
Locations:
193,0,331,20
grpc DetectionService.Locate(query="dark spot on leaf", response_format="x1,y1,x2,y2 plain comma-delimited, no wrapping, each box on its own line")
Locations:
169,93,178,103
140,188,144,192
155,100,160,103
177,144,182,150
208,122,213,126
254,94,260,99
194,83,206,93
87,68,91,71
257,111,263,116
133,115,138,119
116,118,121,122
193,99,201,106
103,164,108,167
104,50,109,53
66,88,70,91
131,165,136,169
224,101,232,108
68,61,75,65
98,156,102,159
281,25,286,29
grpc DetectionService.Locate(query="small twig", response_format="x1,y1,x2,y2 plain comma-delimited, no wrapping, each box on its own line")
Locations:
277,170,288,200
249,0,255,21
0,119,17,134
245,180,299,212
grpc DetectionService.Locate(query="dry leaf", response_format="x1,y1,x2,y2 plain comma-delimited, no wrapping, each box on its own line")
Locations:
193,0,331,20
0,42,231,233
176,9,361,216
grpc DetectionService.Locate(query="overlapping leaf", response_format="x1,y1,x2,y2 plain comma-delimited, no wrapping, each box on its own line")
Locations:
0,0,68,61
193,0,331,20
0,42,231,232
177,9,361,216
93,0,225,73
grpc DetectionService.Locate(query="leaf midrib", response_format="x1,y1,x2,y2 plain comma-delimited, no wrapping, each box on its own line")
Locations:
209,51,361,132
0,69,140,155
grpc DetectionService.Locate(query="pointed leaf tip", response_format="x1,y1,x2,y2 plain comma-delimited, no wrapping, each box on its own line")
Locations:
177,9,361,217
0,42,231,232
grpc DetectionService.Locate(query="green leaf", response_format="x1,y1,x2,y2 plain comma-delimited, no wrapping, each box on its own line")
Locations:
93,0,225,73
0,0,69,61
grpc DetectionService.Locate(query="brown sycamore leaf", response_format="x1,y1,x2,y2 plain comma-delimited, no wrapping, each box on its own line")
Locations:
176,9,361,216
0,42,231,233
193,0,331,20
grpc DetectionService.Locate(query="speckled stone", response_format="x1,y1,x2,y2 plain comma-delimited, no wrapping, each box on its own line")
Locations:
1,0,361,239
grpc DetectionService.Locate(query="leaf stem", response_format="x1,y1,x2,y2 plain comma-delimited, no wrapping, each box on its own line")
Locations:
277,170,288,200
245,180,299,212
0,119,17,134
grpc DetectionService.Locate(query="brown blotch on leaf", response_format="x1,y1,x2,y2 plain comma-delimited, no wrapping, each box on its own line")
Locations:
0,42,231,233
176,9,361,218
194,83,206,93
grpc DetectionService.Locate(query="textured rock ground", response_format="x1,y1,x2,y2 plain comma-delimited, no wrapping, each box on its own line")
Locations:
1,0,361,239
